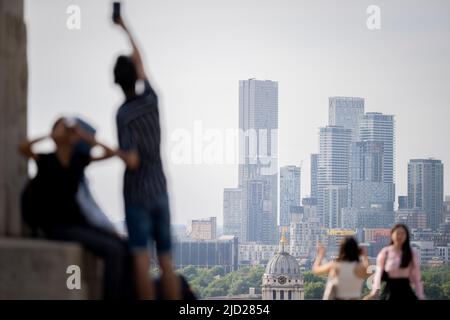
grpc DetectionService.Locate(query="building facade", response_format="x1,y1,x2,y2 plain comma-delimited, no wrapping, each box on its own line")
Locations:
407,159,444,231
262,236,304,300
323,185,348,229
398,196,408,210
223,188,242,239
328,97,365,142
239,243,279,266
317,126,352,228
342,205,394,229
188,217,217,240
173,236,239,273
359,112,395,184
239,79,278,244
395,208,428,230
280,166,301,227
310,154,319,198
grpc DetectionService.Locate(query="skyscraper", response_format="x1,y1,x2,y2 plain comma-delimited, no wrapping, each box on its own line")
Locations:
317,126,352,228
360,112,395,184
329,97,365,142
239,79,278,244
408,159,444,231
323,185,348,228
350,141,384,182
280,166,301,227
348,140,395,212
310,154,318,198
223,188,242,239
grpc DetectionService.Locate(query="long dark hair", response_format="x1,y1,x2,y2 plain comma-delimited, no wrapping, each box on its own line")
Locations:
390,224,413,268
337,237,360,262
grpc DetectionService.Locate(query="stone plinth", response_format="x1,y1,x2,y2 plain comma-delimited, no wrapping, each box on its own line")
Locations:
0,238,103,299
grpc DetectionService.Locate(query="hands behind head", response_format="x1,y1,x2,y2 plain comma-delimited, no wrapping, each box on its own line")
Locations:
62,120,97,146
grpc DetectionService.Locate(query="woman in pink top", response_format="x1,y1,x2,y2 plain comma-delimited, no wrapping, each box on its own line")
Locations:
365,224,425,300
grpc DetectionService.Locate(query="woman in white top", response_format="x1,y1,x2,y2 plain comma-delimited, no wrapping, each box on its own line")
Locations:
313,237,370,300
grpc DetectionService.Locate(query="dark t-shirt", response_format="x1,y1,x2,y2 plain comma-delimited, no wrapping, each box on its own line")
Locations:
27,152,90,230
116,80,167,206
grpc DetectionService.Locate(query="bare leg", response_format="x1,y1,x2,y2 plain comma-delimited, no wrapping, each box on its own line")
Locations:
133,251,155,300
158,253,181,300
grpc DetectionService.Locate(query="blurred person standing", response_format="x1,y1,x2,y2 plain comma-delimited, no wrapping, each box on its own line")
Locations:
313,238,370,300
364,224,425,300
112,14,180,300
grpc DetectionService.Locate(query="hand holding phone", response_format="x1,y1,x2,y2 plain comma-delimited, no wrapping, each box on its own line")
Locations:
113,2,121,23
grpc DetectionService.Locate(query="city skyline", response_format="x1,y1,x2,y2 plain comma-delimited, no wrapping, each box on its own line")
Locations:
4,0,450,303
26,0,450,226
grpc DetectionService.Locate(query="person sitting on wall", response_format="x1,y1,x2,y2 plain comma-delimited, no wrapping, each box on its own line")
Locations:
19,117,133,300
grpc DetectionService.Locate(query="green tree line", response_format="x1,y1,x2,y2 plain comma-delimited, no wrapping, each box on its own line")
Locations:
178,265,450,299
178,266,265,299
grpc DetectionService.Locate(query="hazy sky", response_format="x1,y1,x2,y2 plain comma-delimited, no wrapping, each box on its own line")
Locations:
25,0,450,225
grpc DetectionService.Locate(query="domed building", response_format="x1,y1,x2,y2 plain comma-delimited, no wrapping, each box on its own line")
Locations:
261,234,304,300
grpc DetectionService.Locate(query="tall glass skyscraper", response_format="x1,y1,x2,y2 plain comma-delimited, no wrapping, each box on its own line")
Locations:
329,97,365,142
408,159,444,231
280,166,301,227
239,79,278,244
317,126,352,228
348,140,395,212
223,188,242,239
360,112,395,184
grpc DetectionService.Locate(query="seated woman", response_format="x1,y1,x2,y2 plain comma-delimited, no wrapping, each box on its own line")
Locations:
19,117,133,300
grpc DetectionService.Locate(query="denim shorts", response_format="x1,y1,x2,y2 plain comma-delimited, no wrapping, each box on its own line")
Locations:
125,193,172,255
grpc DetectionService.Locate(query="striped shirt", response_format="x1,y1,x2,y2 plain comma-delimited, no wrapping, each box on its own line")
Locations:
116,80,167,206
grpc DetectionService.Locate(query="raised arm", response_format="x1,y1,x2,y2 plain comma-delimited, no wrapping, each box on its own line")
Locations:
312,245,333,276
18,136,48,160
355,247,372,279
116,17,147,80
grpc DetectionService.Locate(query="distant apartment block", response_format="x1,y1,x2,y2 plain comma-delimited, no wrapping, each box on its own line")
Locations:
329,97,365,142
342,205,394,229
318,126,352,228
408,159,444,231
239,243,279,266
173,235,238,273
223,188,242,239
395,208,428,230
280,165,301,227
188,217,217,240
360,112,395,184
310,154,319,198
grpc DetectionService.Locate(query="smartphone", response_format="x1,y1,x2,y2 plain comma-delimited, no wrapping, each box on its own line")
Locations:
113,2,121,23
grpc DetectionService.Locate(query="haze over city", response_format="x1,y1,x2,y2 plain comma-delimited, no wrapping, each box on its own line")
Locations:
25,0,450,225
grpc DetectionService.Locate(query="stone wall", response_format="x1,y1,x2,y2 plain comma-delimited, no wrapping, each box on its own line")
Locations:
0,1,104,299
0,0,28,236
0,238,103,299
